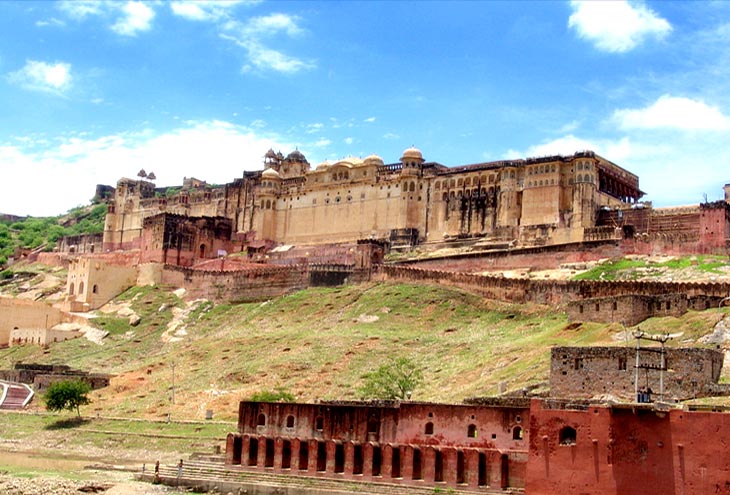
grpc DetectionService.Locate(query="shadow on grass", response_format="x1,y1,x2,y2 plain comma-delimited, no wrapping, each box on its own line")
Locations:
45,417,91,430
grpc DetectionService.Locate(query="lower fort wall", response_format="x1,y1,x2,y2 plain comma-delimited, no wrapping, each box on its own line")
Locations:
527,400,730,495
226,398,730,494
160,264,309,302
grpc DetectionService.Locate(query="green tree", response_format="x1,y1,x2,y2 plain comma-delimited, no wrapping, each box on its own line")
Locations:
45,380,92,417
359,357,423,400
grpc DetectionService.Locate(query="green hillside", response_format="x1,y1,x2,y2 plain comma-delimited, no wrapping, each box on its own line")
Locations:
1,280,726,422
0,203,107,268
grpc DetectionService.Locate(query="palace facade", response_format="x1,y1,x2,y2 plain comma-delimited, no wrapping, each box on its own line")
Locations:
102,147,643,255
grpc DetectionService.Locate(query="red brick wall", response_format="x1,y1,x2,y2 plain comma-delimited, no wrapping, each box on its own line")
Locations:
527,399,730,495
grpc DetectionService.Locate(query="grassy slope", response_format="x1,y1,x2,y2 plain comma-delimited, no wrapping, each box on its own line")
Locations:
2,281,727,422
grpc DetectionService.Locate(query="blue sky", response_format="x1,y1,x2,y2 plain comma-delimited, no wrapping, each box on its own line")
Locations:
1,0,729,216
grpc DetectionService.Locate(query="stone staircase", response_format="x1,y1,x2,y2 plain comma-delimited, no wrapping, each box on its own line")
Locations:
140,458,522,494
0,380,33,410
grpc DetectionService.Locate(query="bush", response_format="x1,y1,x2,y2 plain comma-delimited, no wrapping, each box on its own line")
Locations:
248,388,295,402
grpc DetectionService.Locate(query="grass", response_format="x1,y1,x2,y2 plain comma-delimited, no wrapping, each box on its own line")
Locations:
574,255,730,281
1,281,727,422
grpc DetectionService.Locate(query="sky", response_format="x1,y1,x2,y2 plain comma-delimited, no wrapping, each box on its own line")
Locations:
1,0,729,217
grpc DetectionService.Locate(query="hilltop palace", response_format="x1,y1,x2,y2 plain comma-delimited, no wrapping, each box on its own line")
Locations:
101,147,644,253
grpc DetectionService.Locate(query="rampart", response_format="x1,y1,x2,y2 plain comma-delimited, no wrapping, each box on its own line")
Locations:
377,265,730,308
160,264,310,302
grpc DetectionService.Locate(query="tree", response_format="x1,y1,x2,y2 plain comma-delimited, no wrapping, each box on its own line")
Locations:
45,380,92,417
359,357,423,400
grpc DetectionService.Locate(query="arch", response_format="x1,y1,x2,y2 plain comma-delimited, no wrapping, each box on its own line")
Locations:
286,415,295,428
367,417,379,434
69,283,75,295
78,282,85,294
467,424,478,438
265,199,271,209
315,416,324,431
425,422,434,435
199,244,206,259
559,426,577,445
512,426,523,440
257,413,266,426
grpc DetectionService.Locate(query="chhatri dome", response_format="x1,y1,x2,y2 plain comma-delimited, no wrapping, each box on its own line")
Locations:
400,146,423,162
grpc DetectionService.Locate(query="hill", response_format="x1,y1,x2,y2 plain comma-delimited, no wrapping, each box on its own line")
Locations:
0,204,106,268
2,270,728,422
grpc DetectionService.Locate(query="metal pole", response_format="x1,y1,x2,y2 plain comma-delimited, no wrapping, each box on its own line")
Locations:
172,361,175,405
659,341,665,401
634,331,641,402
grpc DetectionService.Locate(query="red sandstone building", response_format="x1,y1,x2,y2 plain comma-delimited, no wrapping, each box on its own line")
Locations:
225,345,730,494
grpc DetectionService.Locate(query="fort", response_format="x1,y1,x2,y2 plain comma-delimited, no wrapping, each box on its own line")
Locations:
4,148,730,494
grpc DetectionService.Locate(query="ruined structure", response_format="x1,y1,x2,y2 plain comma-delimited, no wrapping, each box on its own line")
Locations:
550,346,726,401
566,293,688,326
0,363,110,390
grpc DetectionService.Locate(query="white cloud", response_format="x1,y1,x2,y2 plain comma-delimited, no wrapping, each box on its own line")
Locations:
57,0,155,36
364,117,376,123
36,18,66,28
383,132,400,140
312,138,331,147
57,0,104,19
568,0,672,53
506,130,730,207
111,1,155,36
170,0,247,22
8,60,72,95
220,13,314,74
613,95,730,131
0,121,293,217
305,123,324,134
344,137,354,145
243,42,314,74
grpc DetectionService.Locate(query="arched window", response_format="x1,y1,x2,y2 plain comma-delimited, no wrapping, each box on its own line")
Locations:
257,413,266,426
315,416,324,431
367,418,379,434
69,283,75,295
512,426,523,440
467,424,478,438
559,426,576,445
425,422,434,435
78,282,85,294
286,415,295,428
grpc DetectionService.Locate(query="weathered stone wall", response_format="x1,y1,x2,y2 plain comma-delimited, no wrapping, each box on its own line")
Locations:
549,346,723,401
8,327,81,347
566,293,688,326
160,264,309,302
57,233,103,255
377,265,730,307
66,257,138,310
0,297,65,346
0,363,109,390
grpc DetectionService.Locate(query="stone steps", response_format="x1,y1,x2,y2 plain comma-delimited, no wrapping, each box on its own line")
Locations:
0,381,33,410
146,459,520,495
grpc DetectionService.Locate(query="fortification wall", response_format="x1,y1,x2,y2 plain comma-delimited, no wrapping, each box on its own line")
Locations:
566,293,688,326
377,265,730,307
527,400,730,495
160,264,309,302
0,297,65,346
